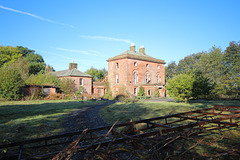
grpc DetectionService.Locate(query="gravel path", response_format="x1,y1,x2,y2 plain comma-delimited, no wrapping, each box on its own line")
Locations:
62,101,115,133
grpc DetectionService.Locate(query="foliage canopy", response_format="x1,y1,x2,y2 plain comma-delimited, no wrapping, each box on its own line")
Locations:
165,41,240,99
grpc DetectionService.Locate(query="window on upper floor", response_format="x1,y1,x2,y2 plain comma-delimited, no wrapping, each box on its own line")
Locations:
156,75,161,84
133,72,138,84
116,74,119,84
157,65,160,69
146,64,149,68
116,62,119,69
145,73,151,83
134,62,137,66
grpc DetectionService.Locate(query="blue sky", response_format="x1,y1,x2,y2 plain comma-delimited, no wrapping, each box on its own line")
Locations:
1,0,240,72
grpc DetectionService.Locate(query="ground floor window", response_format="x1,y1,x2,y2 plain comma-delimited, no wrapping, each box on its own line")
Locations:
116,74,119,84
134,88,137,96
80,78,83,86
147,89,151,96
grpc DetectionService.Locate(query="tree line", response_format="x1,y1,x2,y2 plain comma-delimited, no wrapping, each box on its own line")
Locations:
0,45,107,100
166,41,240,102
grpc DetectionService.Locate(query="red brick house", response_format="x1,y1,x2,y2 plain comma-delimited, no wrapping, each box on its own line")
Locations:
51,63,92,94
107,44,166,97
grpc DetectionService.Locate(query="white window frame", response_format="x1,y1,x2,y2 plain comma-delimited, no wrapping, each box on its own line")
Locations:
134,88,137,96
116,74,119,84
157,75,161,84
80,78,83,86
133,72,138,84
145,73,150,83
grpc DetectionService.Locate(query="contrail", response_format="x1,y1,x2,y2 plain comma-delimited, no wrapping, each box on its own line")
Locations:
80,35,132,44
0,5,75,28
34,49,85,62
52,47,99,56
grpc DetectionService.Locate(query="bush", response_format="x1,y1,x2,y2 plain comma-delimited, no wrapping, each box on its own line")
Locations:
59,78,76,94
116,94,138,103
166,72,213,103
103,79,113,99
0,66,25,100
154,88,160,97
138,86,145,96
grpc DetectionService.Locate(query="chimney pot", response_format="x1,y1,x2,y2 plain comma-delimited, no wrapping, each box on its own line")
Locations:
130,43,135,52
139,45,145,55
69,62,78,70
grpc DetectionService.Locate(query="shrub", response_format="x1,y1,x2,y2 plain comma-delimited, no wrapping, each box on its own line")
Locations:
166,72,213,103
138,86,145,96
103,78,112,99
154,88,160,97
0,66,25,100
59,78,76,94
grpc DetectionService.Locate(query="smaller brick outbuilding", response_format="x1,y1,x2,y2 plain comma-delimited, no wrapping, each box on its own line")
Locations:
51,63,92,94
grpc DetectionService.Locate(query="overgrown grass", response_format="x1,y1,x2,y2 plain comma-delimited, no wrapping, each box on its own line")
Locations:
0,100,102,145
100,100,240,158
100,100,239,124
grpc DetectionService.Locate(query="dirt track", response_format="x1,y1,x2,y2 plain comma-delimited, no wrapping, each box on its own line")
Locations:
62,101,115,133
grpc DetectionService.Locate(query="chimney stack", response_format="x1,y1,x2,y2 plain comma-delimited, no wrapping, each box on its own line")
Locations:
139,45,145,55
69,62,78,70
130,43,135,52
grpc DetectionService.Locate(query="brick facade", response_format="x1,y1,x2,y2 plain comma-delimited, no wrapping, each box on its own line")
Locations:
107,44,165,97
93,82,106,97
58,76,92,94
52,63,92,95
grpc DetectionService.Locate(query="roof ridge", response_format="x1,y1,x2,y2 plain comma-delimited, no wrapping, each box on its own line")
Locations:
107,50,165,64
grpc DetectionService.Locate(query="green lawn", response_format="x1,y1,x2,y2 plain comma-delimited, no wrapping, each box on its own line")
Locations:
0,100,101,145
100,100,240,159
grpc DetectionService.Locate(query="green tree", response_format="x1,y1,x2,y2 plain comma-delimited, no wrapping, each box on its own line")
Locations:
165,61,178,81
17,46,35,57
85,67,107,81
85,67,98,80
17,46,46,75
177,52,203,74
0,46,22,67
195,46,224,97
222,41,240,98
0,63,25,100
0,46,46,75
96,69,105,81
192,72,213,99
26,73,60,86
25,53,45,75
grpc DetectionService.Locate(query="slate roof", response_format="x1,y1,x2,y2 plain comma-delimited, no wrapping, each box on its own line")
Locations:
107,50,165,64
51,68,92,77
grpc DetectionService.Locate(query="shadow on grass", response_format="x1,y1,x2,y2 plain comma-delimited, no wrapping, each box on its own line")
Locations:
100,100,240,159
100,100,240,124
0,100,102,145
